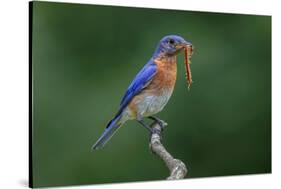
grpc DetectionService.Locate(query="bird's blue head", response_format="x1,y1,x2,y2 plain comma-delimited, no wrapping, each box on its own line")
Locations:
153,35,192,57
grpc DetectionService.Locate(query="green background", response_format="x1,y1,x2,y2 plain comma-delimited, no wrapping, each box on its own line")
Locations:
31,1,271,188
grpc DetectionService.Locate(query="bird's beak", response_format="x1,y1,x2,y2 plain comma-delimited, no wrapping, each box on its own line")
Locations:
183,41,192,47
176,41,193,52
183,41,193,53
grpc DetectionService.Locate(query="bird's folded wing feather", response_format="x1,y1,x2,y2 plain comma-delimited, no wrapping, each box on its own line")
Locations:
117,60,157,115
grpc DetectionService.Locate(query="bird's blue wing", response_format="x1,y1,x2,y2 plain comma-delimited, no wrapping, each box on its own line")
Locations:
118,60,157,115
93,60,157,148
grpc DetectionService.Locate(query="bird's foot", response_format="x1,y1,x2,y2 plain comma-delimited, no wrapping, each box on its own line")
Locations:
151,125,162,135
148,120,166,140
148,116,168,130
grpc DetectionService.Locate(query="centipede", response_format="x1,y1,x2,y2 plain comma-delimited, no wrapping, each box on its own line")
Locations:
184,45,194,89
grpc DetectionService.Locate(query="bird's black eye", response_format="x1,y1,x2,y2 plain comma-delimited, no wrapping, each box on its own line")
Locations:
168,39,175,45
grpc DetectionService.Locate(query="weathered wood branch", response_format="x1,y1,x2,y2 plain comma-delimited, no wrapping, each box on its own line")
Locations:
149,122,188,180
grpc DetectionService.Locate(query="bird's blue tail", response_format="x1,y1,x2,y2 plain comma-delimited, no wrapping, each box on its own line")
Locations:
92,114,123,150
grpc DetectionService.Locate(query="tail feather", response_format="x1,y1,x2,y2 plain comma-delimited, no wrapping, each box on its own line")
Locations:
92,115,122,150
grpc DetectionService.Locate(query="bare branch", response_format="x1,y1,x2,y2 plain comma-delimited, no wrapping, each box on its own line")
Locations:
149,122,188,180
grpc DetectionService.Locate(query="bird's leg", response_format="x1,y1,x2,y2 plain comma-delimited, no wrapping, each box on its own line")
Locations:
137,120,153,133
148,116,168,130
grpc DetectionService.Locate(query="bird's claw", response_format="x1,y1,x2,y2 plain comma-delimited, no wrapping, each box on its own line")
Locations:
157,120,168,130
148,120,166,140
148,116,168,131
151,126,162,135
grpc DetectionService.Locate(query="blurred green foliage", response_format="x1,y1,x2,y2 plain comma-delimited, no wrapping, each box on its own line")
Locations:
31,1,271,187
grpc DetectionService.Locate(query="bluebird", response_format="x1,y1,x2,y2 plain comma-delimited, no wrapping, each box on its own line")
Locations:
92,35,193,150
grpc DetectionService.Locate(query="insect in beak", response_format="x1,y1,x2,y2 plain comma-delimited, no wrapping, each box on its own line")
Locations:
184,44,194,90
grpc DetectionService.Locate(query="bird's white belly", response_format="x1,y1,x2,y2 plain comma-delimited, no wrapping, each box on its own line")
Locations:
120,88,174,123
137,89,173,117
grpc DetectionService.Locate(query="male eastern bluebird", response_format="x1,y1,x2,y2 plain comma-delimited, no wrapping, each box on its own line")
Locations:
92,35,193,150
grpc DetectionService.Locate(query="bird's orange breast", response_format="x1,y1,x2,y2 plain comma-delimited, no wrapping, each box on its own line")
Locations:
146,56,177,95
